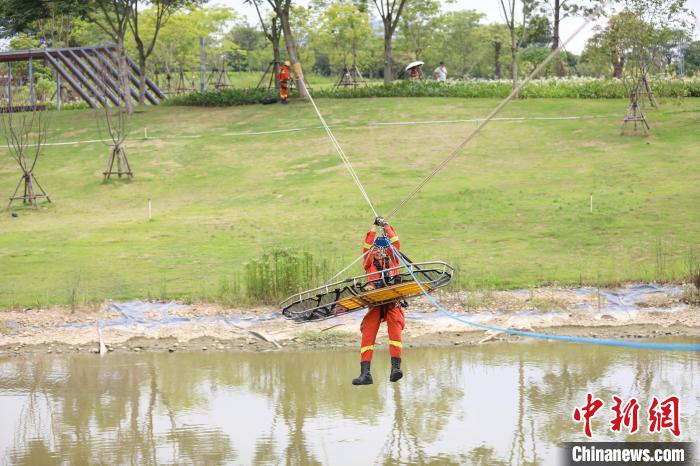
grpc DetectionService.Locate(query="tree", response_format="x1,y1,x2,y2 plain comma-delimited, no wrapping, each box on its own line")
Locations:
0,0,85,38
521,14,551,47
585,11,631,78
537,0,602,76
246,0,282,85
615,0,694,86
313,1,371,72
267,0,309,98
498,0,537,89
431,10,485,77
94,61,132,180
1,90,51,209
229,23,263,71
128,0,205,105
144,7,236,74
0,0,83,47
372,0,409,84
398,0,441,61
684,40,700,75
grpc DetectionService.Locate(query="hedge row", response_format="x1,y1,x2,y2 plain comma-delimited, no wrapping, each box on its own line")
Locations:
163,78,700,107
317,78,700,100
163,87,274,107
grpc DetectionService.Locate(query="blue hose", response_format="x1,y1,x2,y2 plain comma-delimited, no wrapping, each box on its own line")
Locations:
392,246,700,352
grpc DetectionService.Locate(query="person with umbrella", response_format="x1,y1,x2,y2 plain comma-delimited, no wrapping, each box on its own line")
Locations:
405,61,424,81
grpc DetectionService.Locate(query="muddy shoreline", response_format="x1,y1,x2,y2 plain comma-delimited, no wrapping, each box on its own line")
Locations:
1,285,699,356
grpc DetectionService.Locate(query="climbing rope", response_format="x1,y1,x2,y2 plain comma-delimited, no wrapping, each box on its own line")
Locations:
391,245,700,352
323,249,370,285
296,78,378,217
384,13,598,221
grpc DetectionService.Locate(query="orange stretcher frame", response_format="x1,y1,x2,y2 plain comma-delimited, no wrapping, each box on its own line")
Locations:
280,261,453,323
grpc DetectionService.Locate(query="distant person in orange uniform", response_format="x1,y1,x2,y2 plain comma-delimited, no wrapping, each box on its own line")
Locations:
352,216,405,385
277,60,291,104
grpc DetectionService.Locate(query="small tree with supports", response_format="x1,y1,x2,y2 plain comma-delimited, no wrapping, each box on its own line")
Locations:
612,0,694,135
1,72,51,209
94,63,132,181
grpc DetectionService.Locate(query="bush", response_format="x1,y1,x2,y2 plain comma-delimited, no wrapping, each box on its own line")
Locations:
162,77,700,107
244,249,330,304
20,77,699,110
316,77,699,100
164,87,283,107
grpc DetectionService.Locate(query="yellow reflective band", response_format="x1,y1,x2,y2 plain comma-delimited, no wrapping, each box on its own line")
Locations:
363,243,372,249
390,236,399,243
389,340,402,348
360,345,375,353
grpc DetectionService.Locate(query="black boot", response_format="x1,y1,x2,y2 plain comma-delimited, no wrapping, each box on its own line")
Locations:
352,361,373,385
390,357,403,382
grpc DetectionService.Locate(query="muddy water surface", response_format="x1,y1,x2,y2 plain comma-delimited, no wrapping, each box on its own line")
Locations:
1,341,698,465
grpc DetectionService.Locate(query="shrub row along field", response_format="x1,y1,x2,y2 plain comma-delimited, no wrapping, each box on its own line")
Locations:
0,98,699,308
166,78,700,107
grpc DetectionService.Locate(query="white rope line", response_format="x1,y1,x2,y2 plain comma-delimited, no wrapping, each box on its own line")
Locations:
0,114,616,151
323,249,370,285
296,78,378,217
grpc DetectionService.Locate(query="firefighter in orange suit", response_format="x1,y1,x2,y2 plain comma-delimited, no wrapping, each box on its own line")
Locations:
352,216,405,385
277,60,291,104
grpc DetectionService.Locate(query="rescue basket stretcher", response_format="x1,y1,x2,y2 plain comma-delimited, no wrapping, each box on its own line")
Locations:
280,261,454,323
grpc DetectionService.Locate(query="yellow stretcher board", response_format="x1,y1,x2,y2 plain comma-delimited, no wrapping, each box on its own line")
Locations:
281,261,452,323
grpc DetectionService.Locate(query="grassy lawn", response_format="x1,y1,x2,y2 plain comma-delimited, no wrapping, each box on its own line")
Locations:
0,97,698,308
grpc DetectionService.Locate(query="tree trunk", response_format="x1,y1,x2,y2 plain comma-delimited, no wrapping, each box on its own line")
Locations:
494,41,502,79
383,24,393,84
117,40,133,114
552,0,566,77
272,20,281,91
278,8,309,99
510,28,518,90
137,46,147,105
613,58,623,79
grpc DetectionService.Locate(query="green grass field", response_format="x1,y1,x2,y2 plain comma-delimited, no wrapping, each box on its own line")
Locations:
1,97,699,308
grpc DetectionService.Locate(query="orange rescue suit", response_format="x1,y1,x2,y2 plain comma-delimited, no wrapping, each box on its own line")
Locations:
359,225,405,362
277,64,290,102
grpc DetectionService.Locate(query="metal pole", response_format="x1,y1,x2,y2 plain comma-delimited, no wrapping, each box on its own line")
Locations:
199,36,206,93
7,63,12,107
28,57,34,106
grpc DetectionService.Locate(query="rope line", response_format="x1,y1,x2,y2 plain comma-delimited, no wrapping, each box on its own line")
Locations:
323,249,370,285
385,14,597,220
391,245,700,352
296,78,378,217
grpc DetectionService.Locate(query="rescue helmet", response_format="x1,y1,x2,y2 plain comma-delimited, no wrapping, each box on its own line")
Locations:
284,60,291,66
373,236,391,249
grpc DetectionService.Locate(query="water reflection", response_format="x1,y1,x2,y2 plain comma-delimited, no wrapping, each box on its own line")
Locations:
0,340,698,465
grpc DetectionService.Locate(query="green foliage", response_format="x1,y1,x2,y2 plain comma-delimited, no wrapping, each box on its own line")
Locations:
315,78,698,99
164,78,700,107
164,87,275,106
136,6,239,71
311,2,373,73
296,330,354,345
244,249,330,304
683,41,700,76
396,0,441,61
681,250,700,305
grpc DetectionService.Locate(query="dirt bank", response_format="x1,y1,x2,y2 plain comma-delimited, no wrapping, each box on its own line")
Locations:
1,285,698,356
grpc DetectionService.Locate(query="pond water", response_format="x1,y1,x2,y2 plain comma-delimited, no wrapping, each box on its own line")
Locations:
0,341,698,465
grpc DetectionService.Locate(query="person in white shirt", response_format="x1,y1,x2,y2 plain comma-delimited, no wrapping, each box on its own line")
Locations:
433,62,447,81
